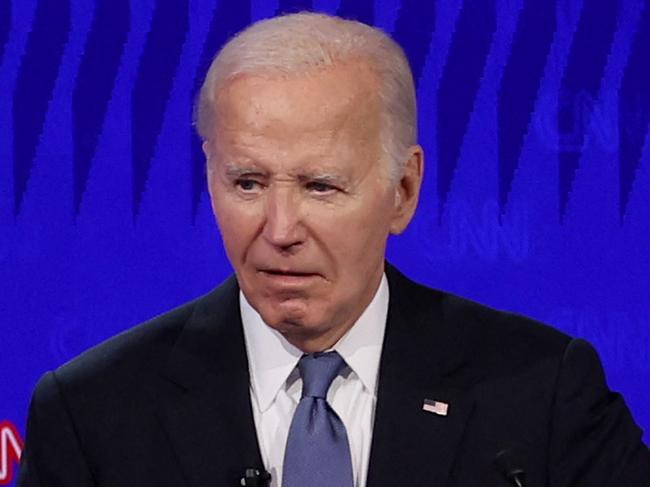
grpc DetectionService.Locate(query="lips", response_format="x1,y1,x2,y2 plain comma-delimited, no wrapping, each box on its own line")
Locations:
261,269,316,277
257,268,322,286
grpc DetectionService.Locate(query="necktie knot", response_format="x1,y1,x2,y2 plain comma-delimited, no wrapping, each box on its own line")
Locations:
298,351,345,399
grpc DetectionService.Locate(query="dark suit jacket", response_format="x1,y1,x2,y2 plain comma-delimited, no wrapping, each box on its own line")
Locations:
19,265,650,486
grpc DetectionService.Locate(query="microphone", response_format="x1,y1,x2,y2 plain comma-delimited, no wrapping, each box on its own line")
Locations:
494,448,526,487
240,468,272,486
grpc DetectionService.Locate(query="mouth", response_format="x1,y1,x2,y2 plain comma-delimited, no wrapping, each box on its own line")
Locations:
257,268,322,285
261,269,316,277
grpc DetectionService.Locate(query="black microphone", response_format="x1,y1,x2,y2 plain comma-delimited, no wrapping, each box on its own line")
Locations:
239,468,272,487
494,448,526,487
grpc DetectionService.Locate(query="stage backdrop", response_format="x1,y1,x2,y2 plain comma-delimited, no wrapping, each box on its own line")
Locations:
1,0,649,483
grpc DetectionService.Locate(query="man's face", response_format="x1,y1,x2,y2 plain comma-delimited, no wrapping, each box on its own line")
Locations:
205,63,419,351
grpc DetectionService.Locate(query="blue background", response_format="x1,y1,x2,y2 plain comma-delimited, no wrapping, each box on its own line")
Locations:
1,0,649,483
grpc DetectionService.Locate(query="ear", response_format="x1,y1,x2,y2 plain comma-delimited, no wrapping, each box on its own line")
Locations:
202,140,213,163
203,141,213,183
389,145,424,235
202,140,219,214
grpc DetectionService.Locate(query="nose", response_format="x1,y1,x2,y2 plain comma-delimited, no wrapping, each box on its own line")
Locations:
262,186,306,252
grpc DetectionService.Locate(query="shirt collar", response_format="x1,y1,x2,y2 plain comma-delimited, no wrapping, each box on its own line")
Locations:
241,274,389,413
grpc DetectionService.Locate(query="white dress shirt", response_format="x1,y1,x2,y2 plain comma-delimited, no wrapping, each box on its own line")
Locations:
240,274,389,487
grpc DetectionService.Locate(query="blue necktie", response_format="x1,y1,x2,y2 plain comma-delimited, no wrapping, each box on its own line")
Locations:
282,352,354,487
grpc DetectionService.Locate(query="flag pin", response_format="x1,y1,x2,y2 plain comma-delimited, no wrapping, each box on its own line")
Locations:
422,398,449,416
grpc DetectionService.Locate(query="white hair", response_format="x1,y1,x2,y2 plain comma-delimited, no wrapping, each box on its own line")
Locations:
195,12,417,181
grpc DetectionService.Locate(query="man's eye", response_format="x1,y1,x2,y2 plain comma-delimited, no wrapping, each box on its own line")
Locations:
306,181,336,193
235,179,261,192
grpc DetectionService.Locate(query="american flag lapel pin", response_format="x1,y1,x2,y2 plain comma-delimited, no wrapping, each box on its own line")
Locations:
422,398,449,416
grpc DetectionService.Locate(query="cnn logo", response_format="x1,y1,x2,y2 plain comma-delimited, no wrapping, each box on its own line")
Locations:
0,421,23,485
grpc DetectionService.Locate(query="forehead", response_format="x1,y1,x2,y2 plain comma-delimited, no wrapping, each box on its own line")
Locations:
213,62,381,140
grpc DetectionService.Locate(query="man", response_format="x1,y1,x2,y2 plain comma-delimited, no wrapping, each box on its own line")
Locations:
19,12,649,487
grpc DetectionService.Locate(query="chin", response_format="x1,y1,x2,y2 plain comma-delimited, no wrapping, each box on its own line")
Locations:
267,312,314,332
259,290,314,317
259,305,325,337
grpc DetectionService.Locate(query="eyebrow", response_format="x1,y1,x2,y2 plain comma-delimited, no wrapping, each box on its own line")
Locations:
223,163,266,178
222,162,348,186
298,173,347,186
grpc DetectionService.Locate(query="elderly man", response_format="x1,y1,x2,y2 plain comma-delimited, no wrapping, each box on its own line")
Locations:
19,12,649,487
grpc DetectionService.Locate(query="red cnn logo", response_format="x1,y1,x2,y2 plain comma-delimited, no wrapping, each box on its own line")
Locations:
0,421,23,485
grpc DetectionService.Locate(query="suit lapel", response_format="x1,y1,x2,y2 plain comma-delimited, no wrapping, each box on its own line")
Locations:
366,266,477,487
155,277,265,487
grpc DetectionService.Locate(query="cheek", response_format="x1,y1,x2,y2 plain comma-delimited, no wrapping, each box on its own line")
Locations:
312,195,393,260
212,198,260,261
